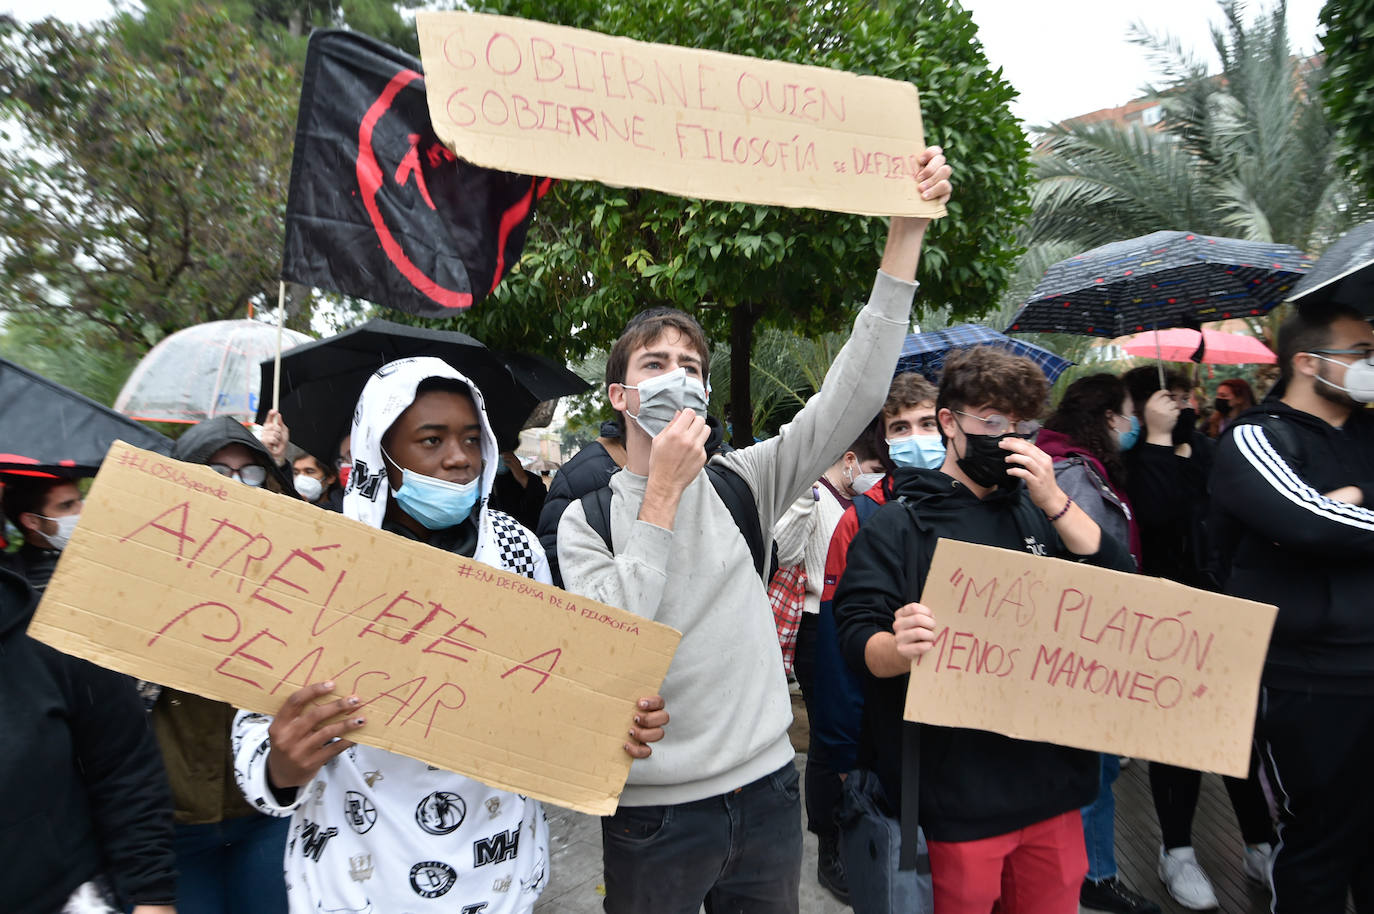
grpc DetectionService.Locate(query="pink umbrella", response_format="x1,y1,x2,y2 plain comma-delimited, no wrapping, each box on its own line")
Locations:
1120,328,1275,365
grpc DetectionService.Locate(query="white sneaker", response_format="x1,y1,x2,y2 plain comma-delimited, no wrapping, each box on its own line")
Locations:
1242,842,1274,889
1157,846,1219,910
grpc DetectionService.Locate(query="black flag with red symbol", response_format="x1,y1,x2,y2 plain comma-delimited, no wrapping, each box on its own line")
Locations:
282,29,552,317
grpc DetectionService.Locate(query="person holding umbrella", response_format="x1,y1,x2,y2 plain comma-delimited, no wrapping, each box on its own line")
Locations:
231,357,667,914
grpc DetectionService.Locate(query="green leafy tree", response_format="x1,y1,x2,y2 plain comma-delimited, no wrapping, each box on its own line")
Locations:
442,0,1028,443
123,0,419,62
0,9,302,348
1320,0,1374,196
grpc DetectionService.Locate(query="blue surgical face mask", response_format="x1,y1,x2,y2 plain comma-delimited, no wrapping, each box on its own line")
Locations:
1115,414,1141,452
887,434,946,470
383,448,481,530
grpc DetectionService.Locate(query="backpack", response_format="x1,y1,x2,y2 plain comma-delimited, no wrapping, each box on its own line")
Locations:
578,463,777,584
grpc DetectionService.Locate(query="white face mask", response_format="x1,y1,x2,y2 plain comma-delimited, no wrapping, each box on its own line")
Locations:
851,472,885,495
1310,354,1374,403
293,474,325,502
36,513,80,551
621,367,709,438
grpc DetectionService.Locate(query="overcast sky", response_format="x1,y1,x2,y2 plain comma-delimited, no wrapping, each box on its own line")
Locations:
959,0,1327,127
21,0,1328,130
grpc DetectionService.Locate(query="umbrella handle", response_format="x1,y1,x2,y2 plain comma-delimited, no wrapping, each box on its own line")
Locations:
273,281,285,415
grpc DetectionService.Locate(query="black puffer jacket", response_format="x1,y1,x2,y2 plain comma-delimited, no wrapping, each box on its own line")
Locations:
1211,400,1374,694
833,467,1133,842
0,567,177,912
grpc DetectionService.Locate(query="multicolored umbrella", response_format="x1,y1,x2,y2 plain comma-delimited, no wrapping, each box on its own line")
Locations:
896,324,1073,383
115,319,314,423
1120,328,1275,365
1286,221,1374,316
1006,231,1312,338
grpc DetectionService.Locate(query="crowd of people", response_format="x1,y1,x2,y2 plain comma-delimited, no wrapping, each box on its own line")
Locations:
2,142,1371,914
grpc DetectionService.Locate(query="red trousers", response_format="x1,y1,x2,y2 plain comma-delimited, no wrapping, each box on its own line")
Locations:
926,810,1086,914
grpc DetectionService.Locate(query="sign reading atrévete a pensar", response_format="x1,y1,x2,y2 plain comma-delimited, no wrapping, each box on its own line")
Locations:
29,441,680,816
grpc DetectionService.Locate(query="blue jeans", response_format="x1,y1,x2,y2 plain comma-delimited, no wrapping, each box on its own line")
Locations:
1080,754,1121,881
601,761,803,914
172,814,290,914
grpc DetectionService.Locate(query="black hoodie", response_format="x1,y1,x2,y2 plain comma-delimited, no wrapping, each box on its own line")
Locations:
833,467,1134,842
1211,399,1374,695
0,567,176,911
171,415,296,497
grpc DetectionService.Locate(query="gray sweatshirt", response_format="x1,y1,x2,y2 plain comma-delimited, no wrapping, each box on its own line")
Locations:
557,271,916,807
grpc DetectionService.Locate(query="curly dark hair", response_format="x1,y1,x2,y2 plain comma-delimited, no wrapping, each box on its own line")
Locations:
1043,373,1128,485
935,346,1049,423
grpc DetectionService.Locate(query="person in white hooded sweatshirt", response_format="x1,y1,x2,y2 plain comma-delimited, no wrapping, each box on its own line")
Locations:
232,357,667,914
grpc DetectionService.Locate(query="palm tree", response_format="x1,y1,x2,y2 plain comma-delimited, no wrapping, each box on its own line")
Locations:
1029,1,1368,256
1011,0,1371,363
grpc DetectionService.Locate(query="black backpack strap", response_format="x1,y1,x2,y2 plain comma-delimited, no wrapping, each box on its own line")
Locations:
578,485,616,554
705,463,768,582
579,465,772,583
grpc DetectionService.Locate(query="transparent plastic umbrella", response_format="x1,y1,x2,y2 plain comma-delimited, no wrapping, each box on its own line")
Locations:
115,319,313,423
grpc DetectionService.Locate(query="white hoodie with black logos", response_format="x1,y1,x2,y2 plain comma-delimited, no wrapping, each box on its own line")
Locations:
234,357,551,913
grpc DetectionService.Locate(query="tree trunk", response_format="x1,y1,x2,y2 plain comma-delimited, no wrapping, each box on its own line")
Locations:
728,303,761,446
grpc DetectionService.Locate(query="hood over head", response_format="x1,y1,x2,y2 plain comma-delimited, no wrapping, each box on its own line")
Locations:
343,356,499,532
171,416,295,496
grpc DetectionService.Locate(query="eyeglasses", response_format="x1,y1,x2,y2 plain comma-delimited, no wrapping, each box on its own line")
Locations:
953,410,1040,437
208,463,268,487
1307,348,1374,367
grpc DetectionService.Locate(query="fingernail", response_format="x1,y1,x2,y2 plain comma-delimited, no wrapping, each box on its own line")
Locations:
348,696,360,706
634,715,642,725
323,681,335,690
638,699,650,709
354,718,365,726
628,730,636,738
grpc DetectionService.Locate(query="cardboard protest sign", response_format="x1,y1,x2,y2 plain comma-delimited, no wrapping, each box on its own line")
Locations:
29,442,680,815
414,12,944,218
906,540,1277,777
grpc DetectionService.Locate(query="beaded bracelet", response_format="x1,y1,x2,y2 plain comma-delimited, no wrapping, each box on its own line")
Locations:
1048,494,1073,522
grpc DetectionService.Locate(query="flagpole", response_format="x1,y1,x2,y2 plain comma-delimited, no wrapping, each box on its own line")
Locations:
273,281,285,414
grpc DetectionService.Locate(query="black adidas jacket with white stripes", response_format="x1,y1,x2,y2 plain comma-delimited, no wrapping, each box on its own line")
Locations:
1212,399,1374,695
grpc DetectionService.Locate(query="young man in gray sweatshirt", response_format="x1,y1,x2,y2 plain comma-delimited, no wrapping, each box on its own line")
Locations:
556,147,953,914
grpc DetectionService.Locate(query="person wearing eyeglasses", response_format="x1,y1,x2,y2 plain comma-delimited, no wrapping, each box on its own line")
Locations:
136,416,298,914
833,347,1134,914
1210,304,1374,913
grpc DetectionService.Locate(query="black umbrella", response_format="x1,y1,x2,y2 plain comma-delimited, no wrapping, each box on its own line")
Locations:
1286,221,1374,317
256,320,589,463
1006,231,1312,338
0,356,173,476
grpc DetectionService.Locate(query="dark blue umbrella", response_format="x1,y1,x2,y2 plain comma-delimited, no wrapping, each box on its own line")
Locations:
1006,231,1312,338
896,325,1073,384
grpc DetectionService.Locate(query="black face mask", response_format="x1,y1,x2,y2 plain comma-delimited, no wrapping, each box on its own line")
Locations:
1172,407,1197,447
1213,397,1232,416
956,432,1025,490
